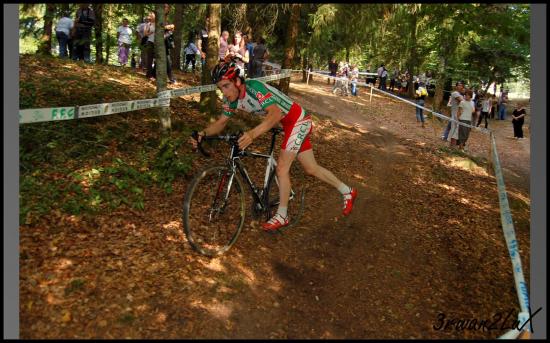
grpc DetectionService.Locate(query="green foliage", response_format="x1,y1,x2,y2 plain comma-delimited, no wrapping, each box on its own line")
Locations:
151,135,194,194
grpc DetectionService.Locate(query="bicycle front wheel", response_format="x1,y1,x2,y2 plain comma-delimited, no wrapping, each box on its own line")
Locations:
183,165,246,256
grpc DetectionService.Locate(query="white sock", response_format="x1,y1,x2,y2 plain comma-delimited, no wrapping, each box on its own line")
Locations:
337,183,352,195
277,206,288,218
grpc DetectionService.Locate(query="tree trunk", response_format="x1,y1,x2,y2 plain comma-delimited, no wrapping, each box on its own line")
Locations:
345,46,350,63
433,54,447,114
200,4,221,117
407,13,417,99
37,4,56,55
172,4,184,71
279,4,301,94
155,4,171,133
105,4,112,64
93,4,103,64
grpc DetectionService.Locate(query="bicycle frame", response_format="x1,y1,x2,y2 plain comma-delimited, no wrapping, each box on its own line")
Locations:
196,127,296,215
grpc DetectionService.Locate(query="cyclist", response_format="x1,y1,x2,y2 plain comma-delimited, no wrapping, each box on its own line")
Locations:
190,60,358,231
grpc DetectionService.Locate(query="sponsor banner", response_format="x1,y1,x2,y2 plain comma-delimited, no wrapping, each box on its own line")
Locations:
19,106,76,124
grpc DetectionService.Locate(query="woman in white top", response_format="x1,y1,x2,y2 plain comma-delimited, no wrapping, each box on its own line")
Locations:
117,18,133,66
225,31,249,70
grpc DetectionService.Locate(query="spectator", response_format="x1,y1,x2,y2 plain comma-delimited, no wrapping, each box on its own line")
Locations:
498,89,509,120
55,11,74,59
444,81,465,145
250,37,268,78
130,53,137,69
226,31,249,71
350,65,359,96
489,94,497,119
72,4,95,63
219,30,230,62
116,18,132,67
328,58,338,85
143,12,156,79
512,102,527,139
379,64,388,90
399,73,408,96
183,36,200,72
415,81,428,128
477,93,492,129
376,64,384,88
389,68,398,92
243,34,254,75
162,23,177,83
473,90,483,125
136,17,149,70
456,89,476,150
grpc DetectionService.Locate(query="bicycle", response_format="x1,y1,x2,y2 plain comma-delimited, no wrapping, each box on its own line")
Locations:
183,127,306,257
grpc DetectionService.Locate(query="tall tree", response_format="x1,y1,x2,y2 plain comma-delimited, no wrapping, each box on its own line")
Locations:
104,4,113,64
200,4,221,117
154,4,171,133
279,4,301,93
172,4,184,70
92,3,103,64
37,3,55,55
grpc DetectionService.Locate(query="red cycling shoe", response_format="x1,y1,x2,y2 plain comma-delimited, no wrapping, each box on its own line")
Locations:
262,213,289,232
342,188,358,216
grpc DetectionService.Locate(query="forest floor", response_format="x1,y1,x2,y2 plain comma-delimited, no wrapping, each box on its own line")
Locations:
19,56,531,339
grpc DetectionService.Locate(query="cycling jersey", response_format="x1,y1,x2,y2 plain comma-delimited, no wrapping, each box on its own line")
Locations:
222,79,312,153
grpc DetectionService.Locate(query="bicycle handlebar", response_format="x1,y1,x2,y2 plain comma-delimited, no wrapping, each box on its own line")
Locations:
191,127,284,158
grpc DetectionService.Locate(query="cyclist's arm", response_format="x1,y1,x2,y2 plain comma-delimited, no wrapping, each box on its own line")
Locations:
247,104,283,140
202,114,230,136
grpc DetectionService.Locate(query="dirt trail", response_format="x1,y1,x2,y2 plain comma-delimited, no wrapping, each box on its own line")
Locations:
20,74,531,339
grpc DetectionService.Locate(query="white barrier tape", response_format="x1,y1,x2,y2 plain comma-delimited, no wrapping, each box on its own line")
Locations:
19,106,76,124
312,70,378,76
157,90,172,108
308,71,490,135
490,132,531,333
19,71,292,124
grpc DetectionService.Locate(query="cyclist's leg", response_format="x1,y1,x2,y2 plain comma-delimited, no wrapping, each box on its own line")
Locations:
296,149,346,190
276,149,297,209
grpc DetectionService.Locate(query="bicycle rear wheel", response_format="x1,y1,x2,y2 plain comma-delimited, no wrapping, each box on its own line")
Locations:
183,165,246,256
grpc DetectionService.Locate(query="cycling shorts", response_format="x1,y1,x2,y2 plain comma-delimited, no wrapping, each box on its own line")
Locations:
280,103,312,154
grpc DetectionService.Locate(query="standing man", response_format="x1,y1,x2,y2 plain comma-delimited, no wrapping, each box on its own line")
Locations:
376,64,384,89
251,37,269,78
328,58,338,85
219,30,230,62
136,16,150,71
72,4,95,63
55,11,74,59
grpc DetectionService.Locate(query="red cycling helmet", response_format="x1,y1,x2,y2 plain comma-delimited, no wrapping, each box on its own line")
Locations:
211,60,242,83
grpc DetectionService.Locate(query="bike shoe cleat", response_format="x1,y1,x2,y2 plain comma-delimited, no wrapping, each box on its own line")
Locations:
342,187,358,216
262,213,289,232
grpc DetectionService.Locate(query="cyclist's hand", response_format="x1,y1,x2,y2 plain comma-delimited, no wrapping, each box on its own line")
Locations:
190,131,204,150
238,131,253,150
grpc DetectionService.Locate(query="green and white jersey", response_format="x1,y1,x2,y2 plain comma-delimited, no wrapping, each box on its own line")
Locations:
222,79,295,117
